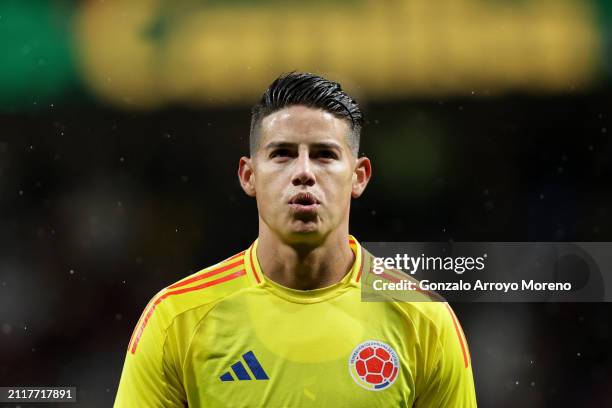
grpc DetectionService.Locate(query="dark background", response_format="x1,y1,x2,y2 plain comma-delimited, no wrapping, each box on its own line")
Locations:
1,0,612,407
2,94,611,407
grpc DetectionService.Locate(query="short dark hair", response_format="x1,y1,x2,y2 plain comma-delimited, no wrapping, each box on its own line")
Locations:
249,72,363,156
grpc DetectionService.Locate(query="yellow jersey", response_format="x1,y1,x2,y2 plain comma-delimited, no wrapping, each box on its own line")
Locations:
115,235,477,407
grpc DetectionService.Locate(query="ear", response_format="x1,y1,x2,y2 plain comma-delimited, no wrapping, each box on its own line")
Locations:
352,156,372,198
238,156,256,197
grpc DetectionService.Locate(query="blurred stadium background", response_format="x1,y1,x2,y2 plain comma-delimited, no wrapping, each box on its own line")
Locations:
1,0,611,406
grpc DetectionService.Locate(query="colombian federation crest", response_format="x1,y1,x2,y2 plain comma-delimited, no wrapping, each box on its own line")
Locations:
348,340,400,391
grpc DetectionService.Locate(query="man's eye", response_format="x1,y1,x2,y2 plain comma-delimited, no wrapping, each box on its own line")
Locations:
270,149,291,158
315,150,338,159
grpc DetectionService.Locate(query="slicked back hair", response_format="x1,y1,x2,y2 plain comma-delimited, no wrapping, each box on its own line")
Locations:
249,72,363,157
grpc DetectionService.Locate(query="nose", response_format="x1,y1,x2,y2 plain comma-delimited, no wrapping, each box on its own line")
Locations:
291,150,315,187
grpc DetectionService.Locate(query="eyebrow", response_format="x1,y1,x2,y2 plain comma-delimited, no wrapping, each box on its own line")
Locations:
264,141,343,150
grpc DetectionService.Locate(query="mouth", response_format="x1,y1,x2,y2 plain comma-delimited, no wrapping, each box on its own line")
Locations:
288,192,320,215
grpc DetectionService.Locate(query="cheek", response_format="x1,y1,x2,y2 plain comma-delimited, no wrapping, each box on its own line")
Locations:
325,172,354,205
255,172,284,209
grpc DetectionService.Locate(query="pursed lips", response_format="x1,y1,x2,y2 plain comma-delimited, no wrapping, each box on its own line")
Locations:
288,192,320,214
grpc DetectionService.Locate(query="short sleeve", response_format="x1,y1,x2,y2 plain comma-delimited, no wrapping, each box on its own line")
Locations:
114,296,186,407
414,303,477,407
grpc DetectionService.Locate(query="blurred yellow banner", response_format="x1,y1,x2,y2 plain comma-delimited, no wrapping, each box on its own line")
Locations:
77,0,600,109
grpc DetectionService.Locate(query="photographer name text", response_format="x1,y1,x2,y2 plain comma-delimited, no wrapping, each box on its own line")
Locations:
372,279,572,292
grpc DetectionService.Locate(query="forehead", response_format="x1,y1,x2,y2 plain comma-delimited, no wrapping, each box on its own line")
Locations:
259,105,351,148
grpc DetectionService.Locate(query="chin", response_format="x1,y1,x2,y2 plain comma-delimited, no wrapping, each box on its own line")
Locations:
283,226,324,244
290,226,320,236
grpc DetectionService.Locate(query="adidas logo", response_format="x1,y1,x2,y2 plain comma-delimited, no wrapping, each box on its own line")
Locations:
220,351,269,381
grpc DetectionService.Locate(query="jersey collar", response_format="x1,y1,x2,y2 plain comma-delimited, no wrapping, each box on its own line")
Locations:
243,235,365,300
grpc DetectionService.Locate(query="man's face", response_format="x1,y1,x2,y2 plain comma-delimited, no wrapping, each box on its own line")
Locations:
239,105,370,244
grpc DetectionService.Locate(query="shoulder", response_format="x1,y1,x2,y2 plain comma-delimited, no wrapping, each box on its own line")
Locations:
128,250,251,354
156,250,251,321
396,301,471,372
372,269,461,344
395,301,458,336
360,250,463,347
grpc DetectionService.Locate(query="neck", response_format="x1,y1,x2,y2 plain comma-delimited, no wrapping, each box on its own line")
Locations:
256,223,355,290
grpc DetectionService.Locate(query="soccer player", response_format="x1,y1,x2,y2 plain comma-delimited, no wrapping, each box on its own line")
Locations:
115,72,477,407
